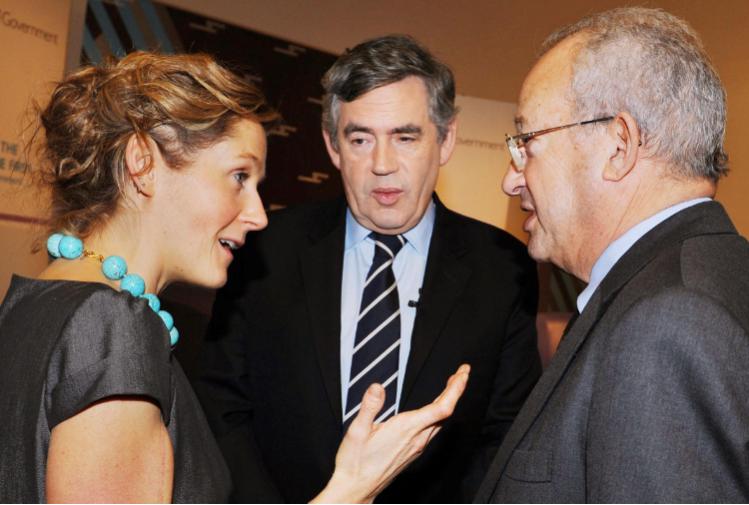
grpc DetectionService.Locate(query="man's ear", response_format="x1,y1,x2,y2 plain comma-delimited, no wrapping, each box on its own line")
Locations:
124,133,154,196
439,119,458,166
322,129,342,170
603,112,641,182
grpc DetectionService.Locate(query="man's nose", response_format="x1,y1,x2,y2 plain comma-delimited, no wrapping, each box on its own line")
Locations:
372,142,397,175
502,162,525,196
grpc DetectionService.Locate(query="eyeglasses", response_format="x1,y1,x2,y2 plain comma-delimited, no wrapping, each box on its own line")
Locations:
505,116,614,170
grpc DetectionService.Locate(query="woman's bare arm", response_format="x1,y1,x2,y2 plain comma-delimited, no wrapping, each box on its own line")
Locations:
46,397,173,503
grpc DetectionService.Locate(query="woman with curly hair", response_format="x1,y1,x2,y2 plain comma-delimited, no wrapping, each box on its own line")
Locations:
0,51,468,503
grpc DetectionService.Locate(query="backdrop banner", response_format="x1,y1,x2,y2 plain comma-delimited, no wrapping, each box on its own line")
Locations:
0,0,72,297
437,95,520,237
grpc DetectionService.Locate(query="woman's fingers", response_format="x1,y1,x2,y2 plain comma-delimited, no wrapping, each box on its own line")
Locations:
410,364,470,428
425,425,441,445
317,365,470,503
348,383,385,438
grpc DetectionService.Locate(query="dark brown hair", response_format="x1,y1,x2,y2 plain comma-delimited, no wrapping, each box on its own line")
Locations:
35,51,278,237
321,35,457,148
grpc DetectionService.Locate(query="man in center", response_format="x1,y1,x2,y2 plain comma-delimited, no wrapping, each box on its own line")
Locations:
196,35,540,503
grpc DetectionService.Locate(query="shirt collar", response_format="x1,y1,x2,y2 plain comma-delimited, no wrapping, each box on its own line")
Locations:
576,197,712,312
345,200,436,256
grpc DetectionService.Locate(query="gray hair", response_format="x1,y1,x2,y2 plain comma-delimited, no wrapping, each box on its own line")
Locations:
541,7,727,181
321,34,457,149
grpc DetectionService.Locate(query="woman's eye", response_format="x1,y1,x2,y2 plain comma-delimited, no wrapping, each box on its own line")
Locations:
234,172,249,184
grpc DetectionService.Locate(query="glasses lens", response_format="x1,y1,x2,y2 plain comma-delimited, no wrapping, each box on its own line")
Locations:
507,137,525,170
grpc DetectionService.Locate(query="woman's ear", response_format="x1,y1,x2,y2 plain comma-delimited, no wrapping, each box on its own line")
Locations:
602,112,641,182
124,133,154,196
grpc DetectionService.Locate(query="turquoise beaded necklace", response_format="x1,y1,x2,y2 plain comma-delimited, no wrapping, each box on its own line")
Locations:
46,233,179,346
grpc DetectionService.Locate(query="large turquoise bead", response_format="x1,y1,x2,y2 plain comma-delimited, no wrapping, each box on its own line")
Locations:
58,236,83,259
120,274,145,297
102,255,127,280
158,310,174,330
169,326,180,346
46,233,64,258
140,293,160,312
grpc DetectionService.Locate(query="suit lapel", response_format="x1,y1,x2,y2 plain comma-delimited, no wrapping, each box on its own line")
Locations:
474,288,603,502
402,199,472,406
299,201,347,425
475,201,736,502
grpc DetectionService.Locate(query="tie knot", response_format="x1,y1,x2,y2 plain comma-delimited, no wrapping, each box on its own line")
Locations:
370,232,406,259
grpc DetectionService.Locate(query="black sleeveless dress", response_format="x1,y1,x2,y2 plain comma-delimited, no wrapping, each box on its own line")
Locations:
0,276,230,502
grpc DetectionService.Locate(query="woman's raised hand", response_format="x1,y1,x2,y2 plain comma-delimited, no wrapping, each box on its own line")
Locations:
312,364,470,504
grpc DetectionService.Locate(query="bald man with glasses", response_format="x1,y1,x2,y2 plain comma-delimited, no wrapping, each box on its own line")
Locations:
476,7,749,503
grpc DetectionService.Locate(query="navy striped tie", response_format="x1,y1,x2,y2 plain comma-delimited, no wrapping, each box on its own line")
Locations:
343,233,406,428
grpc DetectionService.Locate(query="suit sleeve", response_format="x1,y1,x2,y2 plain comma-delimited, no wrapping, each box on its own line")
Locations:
463,256,542,497
587,289,749,502
193,258,284,503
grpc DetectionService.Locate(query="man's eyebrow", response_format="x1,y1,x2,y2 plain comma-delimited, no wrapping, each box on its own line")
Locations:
343,123,374,136
341,123,424,136
391,124,422,135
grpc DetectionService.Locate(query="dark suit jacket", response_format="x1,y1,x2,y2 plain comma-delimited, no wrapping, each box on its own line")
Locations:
195,196,541,503
475,201,749,503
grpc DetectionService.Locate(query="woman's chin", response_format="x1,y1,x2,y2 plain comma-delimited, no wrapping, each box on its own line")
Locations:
204,270,229,290
175,269,227,291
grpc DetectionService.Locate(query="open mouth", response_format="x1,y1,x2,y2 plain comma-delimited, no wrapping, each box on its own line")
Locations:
219,238,240,251
372,188,403,205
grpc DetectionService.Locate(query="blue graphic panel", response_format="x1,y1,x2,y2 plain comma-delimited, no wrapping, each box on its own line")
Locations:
81,0,341,209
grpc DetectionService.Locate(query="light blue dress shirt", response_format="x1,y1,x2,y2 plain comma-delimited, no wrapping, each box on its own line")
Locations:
340,201,436,415
577,198,712,313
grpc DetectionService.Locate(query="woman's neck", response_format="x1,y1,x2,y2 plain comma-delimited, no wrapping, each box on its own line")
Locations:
39,218,167,295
